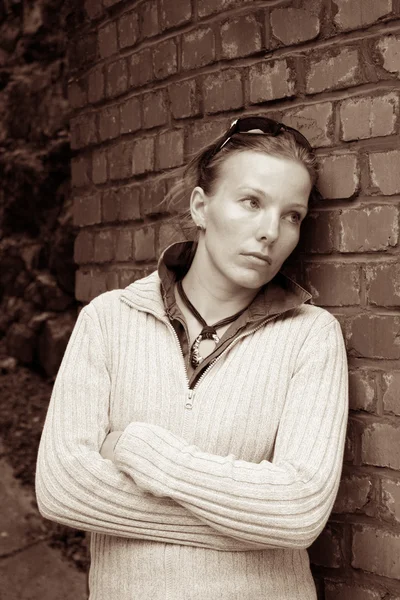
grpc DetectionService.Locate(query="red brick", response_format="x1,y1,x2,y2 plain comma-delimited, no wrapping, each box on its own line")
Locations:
140,0,159,38
94,230,115,263
340,93,398,141
308,525,343,568
119,186,141,221
88,67,105,104
282,103,333,148
187,120,228,155
352,526,400,578
120,96,141,134
119,269,145,288
75,270,92,302
382,478,400,523
132,137,155,175
333,0,393,31
115,229,133,262
203,69,243,114
346,314,400,359
297,210,338,254
98,105,120,141
103,0,121,7
73,192,102,226
71,115,98,150
160,0,191,31
128,49,153,88
159,223,182,253
304,262,360,306
318,154,359,199
221,15,262,59
383,371,400,416
366,263,400,307
118,11,139,49
306,48,361,94
106,58,128,98
338,205,398,252
325,582,382,600
169,80,199,120
108,141,133,181
369,150,400,194
98,22,118,59
153,39,178,79
102,189,120,222
143,90,168,129
134,227,156,262
68,79,87,110
74,230,94,265
271,8,320,45
348,369,377,412
84,0,103,20
377,35,400,76
156,130,184,170
71,155,91,188
92,149,108,184
249,59,295,104
333,474,373,514
142,179,167,217
182,28,215,71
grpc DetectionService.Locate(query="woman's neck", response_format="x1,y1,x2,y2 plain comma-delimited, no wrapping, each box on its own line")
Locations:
181,248,259,324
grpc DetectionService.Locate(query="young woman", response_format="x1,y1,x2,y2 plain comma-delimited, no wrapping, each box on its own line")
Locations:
36,117,348,599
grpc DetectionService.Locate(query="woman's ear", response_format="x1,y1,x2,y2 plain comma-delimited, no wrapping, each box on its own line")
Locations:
190,186,208,230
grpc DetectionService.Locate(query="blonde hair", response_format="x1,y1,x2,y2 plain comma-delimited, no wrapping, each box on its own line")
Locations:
165,128,318,240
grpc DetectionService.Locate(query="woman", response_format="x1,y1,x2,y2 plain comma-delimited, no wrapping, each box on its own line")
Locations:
36,117,348,599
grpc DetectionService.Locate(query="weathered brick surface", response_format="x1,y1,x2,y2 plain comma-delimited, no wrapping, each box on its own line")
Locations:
369,150,400,195
203,69,243,114
383,371,400,416
333,0,393,31
70,3,400,595
352,526,400,578
118,11,139,50
340,93,398,140
221,15,262,59
346,314,400,359
376,35,400,75
318,154,359,199
306,48,361,94
366,263,400,307
249,59,295,104
338,205,398,252
271,8,320,45
182,28,216,71
348,369,376,413
282,103,333,148
304,262,360,306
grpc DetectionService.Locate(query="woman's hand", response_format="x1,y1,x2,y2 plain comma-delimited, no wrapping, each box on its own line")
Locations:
100,431,123,460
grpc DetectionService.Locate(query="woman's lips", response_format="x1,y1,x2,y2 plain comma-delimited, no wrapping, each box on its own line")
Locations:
242,252,272,266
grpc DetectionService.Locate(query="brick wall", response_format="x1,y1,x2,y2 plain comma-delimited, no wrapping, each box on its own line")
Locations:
69,0,400,597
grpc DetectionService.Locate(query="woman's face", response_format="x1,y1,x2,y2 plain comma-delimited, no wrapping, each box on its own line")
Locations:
192,150,312,294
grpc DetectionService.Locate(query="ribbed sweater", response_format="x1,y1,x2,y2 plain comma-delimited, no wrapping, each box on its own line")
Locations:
35,268,348,600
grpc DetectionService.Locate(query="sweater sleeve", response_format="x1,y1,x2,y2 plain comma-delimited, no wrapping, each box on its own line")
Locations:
35,305,263,550
113,317,349,550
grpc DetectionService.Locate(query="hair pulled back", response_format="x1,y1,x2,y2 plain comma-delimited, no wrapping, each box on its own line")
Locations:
165,127,318,240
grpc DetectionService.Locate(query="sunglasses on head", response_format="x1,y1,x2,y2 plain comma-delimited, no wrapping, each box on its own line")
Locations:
204,116,313,166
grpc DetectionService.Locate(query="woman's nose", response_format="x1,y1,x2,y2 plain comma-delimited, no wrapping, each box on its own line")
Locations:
256,211,280,244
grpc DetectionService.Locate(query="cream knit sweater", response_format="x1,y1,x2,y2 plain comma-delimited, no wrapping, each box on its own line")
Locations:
36,269,348,600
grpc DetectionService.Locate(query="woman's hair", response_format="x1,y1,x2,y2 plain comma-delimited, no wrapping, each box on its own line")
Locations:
165,128,318,240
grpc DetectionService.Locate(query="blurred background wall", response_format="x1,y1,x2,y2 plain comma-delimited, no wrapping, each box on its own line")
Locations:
1,0,400,599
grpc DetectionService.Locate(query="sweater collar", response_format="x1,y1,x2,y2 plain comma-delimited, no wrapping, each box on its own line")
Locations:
120,241,312,320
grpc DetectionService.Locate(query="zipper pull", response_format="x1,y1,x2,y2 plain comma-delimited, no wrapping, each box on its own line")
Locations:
185,389,194,410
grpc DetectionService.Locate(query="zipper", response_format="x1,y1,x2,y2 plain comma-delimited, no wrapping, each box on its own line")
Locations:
121,294,284,413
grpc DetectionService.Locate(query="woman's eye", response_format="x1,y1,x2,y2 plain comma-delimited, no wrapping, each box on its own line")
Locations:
285,212,302,224
242,197,260,209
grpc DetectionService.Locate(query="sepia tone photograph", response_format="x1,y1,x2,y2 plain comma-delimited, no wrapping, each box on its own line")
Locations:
0,0,399,599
